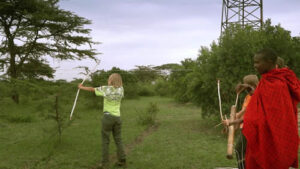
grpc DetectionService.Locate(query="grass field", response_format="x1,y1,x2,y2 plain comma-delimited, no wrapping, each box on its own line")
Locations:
126,97,236,169
0,96,249,169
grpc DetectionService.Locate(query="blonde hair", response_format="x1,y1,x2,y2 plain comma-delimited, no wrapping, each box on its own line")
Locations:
108,73,123,88
243,75,259,88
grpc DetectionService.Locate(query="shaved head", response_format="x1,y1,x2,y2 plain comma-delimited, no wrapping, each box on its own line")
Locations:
255,48,278,64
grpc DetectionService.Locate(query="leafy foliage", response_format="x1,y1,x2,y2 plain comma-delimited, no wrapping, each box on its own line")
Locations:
154,77,172,97
169,20,300,117
0,0,98,78
137,83,156,96
132,65,159,83
169,58,197,102
0,0,99,102
137,102,159,126
20,58,55,79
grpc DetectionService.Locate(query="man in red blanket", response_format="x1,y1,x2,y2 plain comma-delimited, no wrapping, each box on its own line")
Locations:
243,48,300,169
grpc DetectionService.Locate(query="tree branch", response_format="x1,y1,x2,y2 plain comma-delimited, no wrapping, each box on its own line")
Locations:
12,16,23,39
17,29,39,70
17,18,47,69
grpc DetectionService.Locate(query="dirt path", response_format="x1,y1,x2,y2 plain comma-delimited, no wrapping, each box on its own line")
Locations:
123,123,159,155
90,123,159,169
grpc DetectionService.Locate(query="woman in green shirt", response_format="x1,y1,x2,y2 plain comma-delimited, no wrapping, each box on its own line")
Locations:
78,73,126,169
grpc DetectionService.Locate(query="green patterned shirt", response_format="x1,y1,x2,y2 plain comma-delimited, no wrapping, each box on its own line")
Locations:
94,86,124,116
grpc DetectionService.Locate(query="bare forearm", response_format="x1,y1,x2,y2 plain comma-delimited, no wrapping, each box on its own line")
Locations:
78,84,95,92
81,86,95,92
229,118,243,125
236,108,246,118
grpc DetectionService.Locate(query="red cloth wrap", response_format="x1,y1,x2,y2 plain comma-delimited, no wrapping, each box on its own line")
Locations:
243,68,300,169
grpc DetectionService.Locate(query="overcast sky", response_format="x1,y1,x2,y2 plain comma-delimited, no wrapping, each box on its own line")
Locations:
53,0,300,81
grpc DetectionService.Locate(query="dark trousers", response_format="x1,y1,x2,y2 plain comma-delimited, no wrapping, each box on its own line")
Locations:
101,112,126,164
235,129,247,169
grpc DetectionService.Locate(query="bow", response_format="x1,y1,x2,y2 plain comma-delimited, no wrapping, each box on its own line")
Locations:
217,79,224,121
70,60,100,120
226,93,239,159
217,79,240,159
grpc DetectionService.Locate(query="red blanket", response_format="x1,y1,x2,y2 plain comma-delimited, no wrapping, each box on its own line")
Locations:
243,68,300,169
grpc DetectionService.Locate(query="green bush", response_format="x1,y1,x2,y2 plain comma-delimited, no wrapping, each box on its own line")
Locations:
169,58,196,103
1,111,36,123
0,98,14,110
138,83,156,96
123,83,139,99
169,19,300,117
7,114,35,123
83,94,103,110
137,102,159,126
0,80,11,98
154,78,172,96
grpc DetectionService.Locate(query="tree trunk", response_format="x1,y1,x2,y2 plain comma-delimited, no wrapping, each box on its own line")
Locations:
6,25,19,104
10,56,19,104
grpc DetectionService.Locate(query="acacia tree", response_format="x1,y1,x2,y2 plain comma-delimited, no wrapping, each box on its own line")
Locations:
132,65,160,83
0,0,98,103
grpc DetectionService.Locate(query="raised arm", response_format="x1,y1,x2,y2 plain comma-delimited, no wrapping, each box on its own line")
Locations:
78,83,95,92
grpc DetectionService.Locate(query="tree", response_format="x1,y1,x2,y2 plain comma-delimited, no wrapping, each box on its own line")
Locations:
0,0,98,103
169,58,197,102
170,19,300,117
261,20,300,76
154,63,181,70
195,21,300,117
290,37,300,76
132,65,160,83
19,58,55,79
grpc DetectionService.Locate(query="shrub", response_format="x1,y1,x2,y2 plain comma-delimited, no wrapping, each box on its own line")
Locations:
138,83,155,96
4,112,36,123
8,114,35,123
169,20,300,117
137,102,159,126
123,83,139,99
154,78,172,96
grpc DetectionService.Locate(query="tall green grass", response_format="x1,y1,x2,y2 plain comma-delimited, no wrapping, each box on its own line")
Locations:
3,96,285,169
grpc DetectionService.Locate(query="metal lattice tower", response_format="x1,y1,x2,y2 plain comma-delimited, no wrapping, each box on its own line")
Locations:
221,0,263,34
